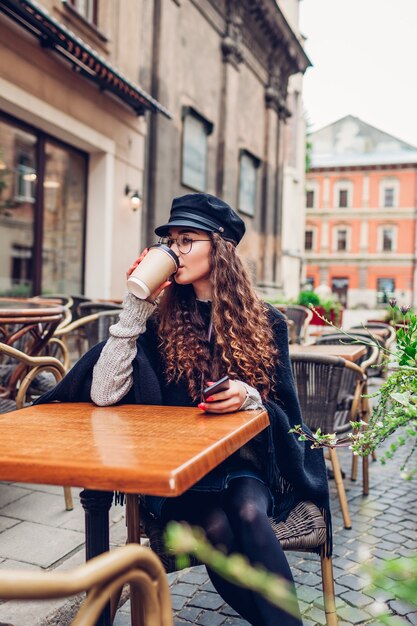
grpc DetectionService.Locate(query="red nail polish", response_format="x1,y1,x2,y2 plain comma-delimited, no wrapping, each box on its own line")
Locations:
206,396,214,402
198,403,205,410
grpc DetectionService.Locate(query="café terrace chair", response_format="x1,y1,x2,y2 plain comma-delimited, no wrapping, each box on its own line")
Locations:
0,544,173,626
275,305,313,344
290,353,368,530
315,332,379,376
50,309,123,372
139,497,337,626
348,323,396,378
0,342,73,511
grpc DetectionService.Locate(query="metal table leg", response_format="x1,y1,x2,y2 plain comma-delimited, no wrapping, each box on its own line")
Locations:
80,489,114,626
126,494,145,626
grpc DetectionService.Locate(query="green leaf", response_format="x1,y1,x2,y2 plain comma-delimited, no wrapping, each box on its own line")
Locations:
390,392,411,406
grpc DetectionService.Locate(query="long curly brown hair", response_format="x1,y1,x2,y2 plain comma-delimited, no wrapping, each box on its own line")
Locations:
157,233,278,401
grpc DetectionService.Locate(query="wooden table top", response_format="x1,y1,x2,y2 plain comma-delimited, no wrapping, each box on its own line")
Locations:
0,298,64,320
289,343,366,362
0,403,269,497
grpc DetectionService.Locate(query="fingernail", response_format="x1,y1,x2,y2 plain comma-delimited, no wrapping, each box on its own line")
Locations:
206,396,214,402
198,403,205,410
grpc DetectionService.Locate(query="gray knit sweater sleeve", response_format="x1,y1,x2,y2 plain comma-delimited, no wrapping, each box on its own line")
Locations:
91,292,156,406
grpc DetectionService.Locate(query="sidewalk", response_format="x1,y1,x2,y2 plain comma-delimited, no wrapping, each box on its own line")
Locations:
0,402,416,625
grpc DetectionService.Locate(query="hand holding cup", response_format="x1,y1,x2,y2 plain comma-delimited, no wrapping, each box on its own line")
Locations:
127,247,176,302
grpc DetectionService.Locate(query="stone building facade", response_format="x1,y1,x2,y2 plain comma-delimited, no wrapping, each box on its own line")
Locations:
145,0,310,294
305,115,417,308
0,0,308,299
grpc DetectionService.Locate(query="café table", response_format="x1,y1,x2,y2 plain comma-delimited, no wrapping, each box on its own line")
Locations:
0,402,269,626
289,343,366,362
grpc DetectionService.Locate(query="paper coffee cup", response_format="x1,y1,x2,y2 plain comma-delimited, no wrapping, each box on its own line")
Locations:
127,244,179,299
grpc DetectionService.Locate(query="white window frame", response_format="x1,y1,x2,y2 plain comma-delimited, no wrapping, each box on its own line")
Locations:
238,149,261,217
332,225,351,252
64,0,97,24
333,179,353,209
379,177,399,208
181,106,213,192
377,225,397,252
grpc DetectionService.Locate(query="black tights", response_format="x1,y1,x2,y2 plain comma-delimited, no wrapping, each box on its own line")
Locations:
161,477,302,626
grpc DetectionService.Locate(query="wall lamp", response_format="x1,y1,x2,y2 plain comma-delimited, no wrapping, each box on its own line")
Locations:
125,185,142,211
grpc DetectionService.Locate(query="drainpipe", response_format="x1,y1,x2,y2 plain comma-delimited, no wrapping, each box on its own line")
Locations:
411,165,417,307
144,0,162,247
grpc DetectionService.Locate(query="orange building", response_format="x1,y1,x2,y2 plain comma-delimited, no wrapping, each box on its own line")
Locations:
305,116,417,308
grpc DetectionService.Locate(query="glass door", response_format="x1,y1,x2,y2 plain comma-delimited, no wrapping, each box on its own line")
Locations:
0,120,36,296
42,141,86,295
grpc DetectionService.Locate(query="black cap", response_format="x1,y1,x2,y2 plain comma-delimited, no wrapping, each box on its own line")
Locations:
155,193,246,245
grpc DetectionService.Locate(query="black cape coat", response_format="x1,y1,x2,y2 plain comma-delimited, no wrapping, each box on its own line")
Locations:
35,305,331,554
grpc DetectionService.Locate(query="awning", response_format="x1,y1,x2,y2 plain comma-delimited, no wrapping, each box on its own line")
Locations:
0,0,172,118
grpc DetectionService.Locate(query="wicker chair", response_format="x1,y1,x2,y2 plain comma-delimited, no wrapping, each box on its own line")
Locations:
0,342,73,511
136,498,337,625
315,333,379,375
290,353,368,529
348,323,396,378
275,305,312,344
50,309,122,372
0,544,172,626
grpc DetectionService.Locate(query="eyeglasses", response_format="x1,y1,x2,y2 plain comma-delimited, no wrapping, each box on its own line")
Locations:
159,235,211,255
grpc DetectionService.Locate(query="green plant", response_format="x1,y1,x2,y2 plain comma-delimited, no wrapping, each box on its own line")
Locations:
290,300,417,477
0,284,32,298
296,290,320,308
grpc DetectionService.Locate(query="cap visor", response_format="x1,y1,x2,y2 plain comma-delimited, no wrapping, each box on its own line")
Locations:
155,219,213,237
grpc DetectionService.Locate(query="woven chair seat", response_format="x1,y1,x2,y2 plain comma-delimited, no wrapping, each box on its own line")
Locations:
0,398,17,414
270,501,326,551
141,500,326,574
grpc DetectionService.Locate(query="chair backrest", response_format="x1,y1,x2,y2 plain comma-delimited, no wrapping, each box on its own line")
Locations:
83,310,121,348
0,544,173,626
77,301,123,318
349,323,396,349
33,294,74,309
315,333,379,371
68,295,92,321
276,305,312,344
290,353,346,432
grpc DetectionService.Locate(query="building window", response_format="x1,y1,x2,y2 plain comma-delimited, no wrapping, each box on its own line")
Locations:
0,114,87,296
379,178,399,208
67,0,98,25
384,187,395,208
305,276,315,290
238,150,260,216
333,179,352,209
181,107,213,192
331,277,349,307
336,228,348,251
15,154,36,202
306,190,315,208
382,227,394,252
377,278,395,304
338,189,348,208
304,229,314,251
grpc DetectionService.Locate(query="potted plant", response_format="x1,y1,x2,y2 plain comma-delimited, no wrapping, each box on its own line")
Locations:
296,291,343,326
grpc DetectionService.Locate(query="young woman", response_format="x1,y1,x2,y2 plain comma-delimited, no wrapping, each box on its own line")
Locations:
88,193,330,626
37,193,329,626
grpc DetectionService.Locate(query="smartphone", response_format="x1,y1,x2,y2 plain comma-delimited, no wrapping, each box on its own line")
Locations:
203,375,230,401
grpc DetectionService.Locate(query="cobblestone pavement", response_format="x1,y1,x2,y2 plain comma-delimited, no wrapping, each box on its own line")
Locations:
114,424,417,626
0,378,416,625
